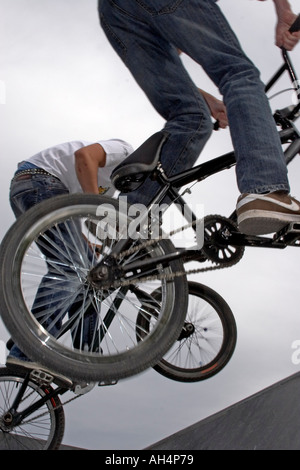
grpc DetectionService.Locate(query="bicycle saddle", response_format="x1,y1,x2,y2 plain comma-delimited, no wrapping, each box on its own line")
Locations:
110,131,168,192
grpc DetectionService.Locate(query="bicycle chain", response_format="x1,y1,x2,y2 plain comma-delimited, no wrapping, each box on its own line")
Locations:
22,392,82,426
111,216,239,288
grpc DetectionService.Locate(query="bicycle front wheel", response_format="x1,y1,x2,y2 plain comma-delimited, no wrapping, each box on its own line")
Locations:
0,194,188,382
137,282,237,382
0,367,65,450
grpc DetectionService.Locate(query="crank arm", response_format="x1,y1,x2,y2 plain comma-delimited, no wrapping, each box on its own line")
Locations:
221,230,293,249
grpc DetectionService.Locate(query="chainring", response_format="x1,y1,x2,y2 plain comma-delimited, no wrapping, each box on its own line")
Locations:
202,215,245,266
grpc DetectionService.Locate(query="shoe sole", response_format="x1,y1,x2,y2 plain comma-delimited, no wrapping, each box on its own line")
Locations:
237,210,300,235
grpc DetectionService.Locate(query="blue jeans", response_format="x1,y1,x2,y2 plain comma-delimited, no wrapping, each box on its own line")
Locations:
99,0,289,205
9,169,96,361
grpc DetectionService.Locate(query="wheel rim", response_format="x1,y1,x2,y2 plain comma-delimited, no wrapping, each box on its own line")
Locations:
0,375,59,450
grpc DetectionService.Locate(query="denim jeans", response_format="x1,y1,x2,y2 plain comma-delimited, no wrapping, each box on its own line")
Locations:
99,0,289,205
9,171,96,360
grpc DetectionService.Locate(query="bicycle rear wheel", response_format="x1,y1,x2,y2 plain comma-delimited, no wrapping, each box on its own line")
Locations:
0,194,188,382
137,281,237,382
0,367,65,450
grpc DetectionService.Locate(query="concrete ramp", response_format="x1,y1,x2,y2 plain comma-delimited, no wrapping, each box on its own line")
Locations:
146,372,300,450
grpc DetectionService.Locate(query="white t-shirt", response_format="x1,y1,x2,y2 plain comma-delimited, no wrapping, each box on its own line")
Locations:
25,139,134,195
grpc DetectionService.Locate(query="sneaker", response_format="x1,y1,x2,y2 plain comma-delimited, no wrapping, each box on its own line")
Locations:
6,356,73,388
236,191,300,235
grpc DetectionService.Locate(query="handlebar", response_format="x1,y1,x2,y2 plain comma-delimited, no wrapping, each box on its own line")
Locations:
289,14,300,33
213,15,300,131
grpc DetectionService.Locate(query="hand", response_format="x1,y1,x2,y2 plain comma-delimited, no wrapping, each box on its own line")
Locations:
272,0,300,50
275,12,300,50
199,89,229,129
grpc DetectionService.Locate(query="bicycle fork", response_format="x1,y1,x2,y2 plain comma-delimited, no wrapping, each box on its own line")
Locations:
1,372,68,429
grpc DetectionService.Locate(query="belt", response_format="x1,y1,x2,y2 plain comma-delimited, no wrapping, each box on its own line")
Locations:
12,168,60,182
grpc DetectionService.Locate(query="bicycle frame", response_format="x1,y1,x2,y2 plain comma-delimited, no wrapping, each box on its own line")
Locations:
89,49,300,286
3,372,68,428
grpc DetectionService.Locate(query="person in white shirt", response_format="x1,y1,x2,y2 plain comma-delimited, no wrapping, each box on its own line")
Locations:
7,138,134,371
10,138,134,217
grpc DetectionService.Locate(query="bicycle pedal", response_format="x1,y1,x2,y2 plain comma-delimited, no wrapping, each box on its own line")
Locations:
98,379,118,387
273,222,300,245
30,369,54,386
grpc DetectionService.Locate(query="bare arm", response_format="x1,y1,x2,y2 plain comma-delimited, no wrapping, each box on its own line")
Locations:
75,143,106,194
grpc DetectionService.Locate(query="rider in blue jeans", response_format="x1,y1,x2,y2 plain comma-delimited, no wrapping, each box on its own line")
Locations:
98,0,300,235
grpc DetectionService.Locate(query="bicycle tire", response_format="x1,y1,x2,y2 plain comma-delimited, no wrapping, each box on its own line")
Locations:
0,367,65,450
137,281,237,382
0,194,188,382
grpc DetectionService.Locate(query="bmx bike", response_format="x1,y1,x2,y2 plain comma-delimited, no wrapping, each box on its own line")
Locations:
0,17,299,386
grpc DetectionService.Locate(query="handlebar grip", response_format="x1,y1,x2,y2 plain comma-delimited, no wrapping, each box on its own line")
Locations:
213,120,220,131
289,14,300,33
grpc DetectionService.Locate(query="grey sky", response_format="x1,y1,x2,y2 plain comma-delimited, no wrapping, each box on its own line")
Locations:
0,0,300,449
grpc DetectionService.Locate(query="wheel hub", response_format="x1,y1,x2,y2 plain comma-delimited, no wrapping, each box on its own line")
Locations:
177,322,195,341
0,413,14,432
